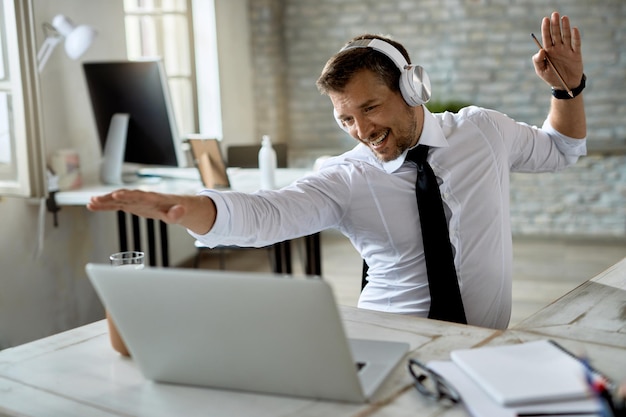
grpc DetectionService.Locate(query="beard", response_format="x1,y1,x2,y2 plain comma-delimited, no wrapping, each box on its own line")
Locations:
372,106,420,163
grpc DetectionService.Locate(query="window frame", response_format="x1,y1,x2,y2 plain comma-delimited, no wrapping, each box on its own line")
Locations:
123,0,199,137
0,0,46,198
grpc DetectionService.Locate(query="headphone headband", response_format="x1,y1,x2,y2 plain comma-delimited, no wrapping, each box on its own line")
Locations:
341,38,410,71
340,37,431,107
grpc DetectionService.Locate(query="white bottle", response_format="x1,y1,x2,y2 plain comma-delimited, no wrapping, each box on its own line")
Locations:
258,135,277,189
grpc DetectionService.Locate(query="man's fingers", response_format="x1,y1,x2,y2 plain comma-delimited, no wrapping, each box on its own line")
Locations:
540,16,552,48
550,12,562,45
571,27,582,54
560,15,572,47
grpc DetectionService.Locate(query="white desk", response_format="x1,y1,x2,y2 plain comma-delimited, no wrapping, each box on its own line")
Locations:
54,168,312,205
0,307,496,417
54,168,320,273
1,258,625,416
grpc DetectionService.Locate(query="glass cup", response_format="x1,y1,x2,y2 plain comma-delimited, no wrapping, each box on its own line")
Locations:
107,251,145,356
109,251,145,269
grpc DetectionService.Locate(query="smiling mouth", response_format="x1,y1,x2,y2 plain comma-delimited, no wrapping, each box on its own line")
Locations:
368,130,389,147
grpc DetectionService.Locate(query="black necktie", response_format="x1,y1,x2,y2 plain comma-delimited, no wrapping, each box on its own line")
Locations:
407,145,467,324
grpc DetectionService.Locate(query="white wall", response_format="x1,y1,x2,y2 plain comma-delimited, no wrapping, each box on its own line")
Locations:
35,0,127,181
0,0,196,348
0,0,122,348
213,0,257,146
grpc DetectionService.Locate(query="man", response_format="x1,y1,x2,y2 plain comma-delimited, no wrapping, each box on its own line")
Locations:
88,12,586,329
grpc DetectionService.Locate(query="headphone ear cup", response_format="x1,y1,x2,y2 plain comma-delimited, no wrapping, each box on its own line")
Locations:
399,65,432,107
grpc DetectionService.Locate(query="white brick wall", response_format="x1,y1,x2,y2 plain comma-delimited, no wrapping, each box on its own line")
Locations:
248,0,626,237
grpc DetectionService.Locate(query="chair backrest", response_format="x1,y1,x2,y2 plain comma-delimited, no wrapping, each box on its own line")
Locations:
226,143,288,168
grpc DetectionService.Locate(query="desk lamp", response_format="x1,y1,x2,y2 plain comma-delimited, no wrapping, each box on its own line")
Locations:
37,14,97,72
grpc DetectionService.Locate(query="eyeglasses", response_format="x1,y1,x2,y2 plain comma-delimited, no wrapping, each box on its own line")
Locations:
408,358,462,406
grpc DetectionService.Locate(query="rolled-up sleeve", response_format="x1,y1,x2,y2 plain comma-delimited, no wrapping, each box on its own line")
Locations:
187,190,233,248
542,119,587,165
187,189,286,248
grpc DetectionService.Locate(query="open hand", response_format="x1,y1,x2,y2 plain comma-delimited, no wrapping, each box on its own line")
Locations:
532,11,584,89
88,189,216,234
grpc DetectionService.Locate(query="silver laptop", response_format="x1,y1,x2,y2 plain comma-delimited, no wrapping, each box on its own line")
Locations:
86,264,409,403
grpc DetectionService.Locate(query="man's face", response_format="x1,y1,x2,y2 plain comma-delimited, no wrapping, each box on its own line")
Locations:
330,69,422,162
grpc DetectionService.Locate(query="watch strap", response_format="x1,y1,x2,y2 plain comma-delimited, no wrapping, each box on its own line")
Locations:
552,74,586,99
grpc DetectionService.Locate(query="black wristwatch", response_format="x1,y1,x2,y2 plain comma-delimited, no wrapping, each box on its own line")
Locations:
552,74,586,99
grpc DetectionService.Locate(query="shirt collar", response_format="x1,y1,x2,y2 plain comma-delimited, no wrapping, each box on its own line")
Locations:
381,106,449,173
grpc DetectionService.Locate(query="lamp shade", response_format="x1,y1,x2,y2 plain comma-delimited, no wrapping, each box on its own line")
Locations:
64,24,97,59
37,14,97,72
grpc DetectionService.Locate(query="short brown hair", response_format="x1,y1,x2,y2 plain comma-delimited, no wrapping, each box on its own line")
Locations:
316,34,411,96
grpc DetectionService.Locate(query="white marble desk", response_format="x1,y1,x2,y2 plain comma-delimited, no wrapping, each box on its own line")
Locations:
54,168,312,205
0,307,497,417
365,257,626,417
1,258,625,417
513,256,626,348
510,256,626,386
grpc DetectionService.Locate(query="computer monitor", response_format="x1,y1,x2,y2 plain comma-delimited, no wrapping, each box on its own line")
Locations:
83,60,186,184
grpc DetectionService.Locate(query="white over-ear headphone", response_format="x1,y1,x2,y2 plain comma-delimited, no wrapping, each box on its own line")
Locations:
340,38,432,107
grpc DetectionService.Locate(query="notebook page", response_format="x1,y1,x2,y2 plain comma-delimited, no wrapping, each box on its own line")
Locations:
450,340,590,406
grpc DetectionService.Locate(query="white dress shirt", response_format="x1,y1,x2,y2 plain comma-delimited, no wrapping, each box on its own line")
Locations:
190,106,586,329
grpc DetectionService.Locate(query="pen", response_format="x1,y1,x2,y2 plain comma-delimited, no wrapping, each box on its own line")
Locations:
531,33,574,98
547,340,618,417
547,340,615,393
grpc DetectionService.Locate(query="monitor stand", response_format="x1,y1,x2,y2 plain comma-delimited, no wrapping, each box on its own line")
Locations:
100,113,130,185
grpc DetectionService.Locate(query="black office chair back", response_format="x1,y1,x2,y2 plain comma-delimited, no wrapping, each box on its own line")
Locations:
227,143,288,168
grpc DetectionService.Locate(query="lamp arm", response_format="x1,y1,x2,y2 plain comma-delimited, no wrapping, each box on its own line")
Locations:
37,35,62,72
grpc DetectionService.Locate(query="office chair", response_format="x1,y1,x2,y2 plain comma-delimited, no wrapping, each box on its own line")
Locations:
226,143,288,168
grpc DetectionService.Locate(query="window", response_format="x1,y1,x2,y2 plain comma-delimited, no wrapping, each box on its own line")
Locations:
123,0,198,138
124,0,223,140
0,0,46,198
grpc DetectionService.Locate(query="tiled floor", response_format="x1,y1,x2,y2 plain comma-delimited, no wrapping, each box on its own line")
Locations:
194,230,626,327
